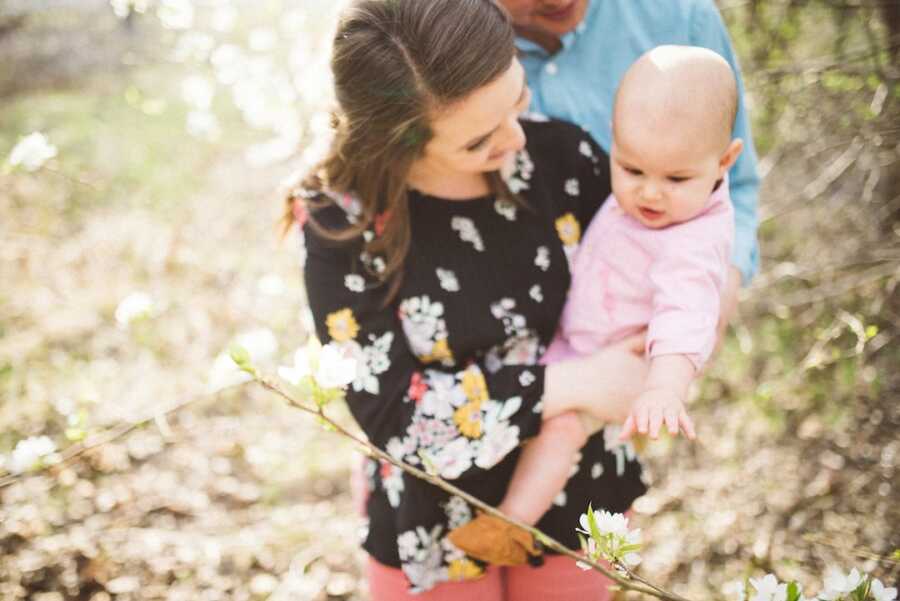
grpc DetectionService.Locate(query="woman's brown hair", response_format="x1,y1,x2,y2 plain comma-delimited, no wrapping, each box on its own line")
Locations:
281,0,519,301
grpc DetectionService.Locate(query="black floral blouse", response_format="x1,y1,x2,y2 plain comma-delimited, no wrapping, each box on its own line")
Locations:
301,117,646,593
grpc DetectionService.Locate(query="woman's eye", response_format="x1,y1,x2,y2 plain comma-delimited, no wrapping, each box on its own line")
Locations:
466,137,490,153
668,176,689,183
624,167,642,176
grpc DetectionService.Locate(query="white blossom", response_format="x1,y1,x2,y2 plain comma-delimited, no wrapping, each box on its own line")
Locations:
749,574,787,601
8,132,57,172
249,28,278,53
114,291,154,327
207,328,278,393
109,0,149,18
257,274,286,296
173,31,214,62
187,110,222,141
723,580,747,601
181,76,215,109
577,508,642,567
157,0,193,30
871,579,898,601
821,568,864,600
8,436,59,474
210,5,238,32
278,342,357,390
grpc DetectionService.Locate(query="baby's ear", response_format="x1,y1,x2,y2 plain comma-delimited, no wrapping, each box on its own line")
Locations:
718,138,744,175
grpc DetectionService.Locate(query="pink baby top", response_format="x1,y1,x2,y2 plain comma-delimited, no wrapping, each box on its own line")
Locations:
544,180,734,371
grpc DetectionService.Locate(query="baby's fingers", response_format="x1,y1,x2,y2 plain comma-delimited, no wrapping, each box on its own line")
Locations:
619,414,636,441
664,408,680,436
648,406,663,439
679,409,696,440
636,405,650,435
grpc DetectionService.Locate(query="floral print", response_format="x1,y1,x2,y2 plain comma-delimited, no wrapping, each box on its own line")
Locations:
556,212,582,248
450,216,485,252
301,119,647,594
344,274,365,293
535,245,551,271
494,198,518,221
501,147,535,193
436,268,459,292
339,331,394,395
385,366,525,479
326,308,359,342
399,295,454,366
380,460,404,508
453,401,483,438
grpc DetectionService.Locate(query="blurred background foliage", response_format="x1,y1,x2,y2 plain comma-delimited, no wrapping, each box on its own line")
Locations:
0,0,897,599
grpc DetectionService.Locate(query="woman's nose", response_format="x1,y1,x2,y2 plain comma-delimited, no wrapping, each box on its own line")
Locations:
498,116,526,154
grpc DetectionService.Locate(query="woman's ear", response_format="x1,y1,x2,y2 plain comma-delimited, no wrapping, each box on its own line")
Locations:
718,138,744,176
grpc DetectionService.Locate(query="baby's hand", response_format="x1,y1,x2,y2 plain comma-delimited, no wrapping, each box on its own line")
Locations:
619,387,696,441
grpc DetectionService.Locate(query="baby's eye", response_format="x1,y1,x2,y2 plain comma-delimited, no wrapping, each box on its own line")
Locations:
668,176,690,183
624,166,642,176
466,136,490,153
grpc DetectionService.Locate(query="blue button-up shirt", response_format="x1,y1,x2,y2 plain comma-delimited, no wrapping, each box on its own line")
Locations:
517,0,760,283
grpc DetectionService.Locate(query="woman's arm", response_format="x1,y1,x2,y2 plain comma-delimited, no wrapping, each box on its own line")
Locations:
303,203,548,483
542,334,648,425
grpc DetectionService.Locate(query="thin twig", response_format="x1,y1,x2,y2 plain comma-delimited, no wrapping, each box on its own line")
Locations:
256,375,697,601
0,383,242,489
803,534,900,566
42,164,102,191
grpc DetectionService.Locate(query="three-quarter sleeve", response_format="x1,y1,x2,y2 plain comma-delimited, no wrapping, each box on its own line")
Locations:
645,201,733,370
302,204,545,483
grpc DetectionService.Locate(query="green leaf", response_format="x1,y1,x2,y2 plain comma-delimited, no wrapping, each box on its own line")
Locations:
786,581,801,601
228,344,257,376
65,427,86,442
586,506,602,543
893,549,900,560
865,325,878,340
578,533,589,553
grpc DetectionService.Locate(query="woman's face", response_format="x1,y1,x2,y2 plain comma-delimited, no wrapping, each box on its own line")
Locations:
411,59,531,186
497,0,588,39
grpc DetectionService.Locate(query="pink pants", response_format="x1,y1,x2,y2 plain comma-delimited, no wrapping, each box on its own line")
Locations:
367,554,615,601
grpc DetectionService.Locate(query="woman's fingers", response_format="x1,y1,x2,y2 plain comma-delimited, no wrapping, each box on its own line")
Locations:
616,331,647,356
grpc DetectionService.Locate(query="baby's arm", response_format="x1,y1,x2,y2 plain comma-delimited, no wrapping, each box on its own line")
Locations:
619,354,696,441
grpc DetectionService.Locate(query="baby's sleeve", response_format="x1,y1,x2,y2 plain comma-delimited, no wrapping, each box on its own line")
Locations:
645,211,733,371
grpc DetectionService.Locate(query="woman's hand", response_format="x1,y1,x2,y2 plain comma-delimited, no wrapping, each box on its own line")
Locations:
542,333,649,424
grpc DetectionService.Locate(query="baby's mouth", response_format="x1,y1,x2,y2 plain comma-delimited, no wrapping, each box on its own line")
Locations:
638,206,665,221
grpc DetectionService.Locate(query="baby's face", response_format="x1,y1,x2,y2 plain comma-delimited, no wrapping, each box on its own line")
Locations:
610,119,732,229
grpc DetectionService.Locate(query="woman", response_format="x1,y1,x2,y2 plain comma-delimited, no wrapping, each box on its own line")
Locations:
284,1,647,598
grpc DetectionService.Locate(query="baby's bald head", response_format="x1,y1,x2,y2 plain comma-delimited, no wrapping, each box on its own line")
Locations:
613,45,738,153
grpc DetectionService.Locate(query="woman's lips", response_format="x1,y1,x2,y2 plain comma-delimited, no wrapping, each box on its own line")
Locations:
539,1,576,22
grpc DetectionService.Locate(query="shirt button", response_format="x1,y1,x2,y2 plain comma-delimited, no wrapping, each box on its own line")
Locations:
545,62,558,75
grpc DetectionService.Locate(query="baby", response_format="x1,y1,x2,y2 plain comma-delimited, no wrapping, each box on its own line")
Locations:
449,45,744,563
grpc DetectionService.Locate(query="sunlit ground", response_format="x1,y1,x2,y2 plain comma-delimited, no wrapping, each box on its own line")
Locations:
1,1,897,599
